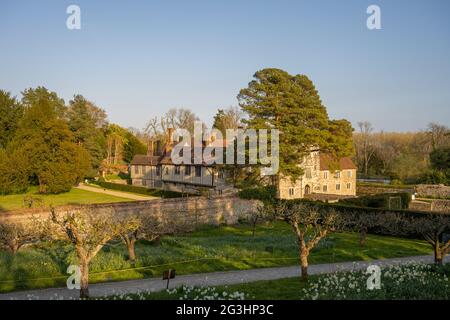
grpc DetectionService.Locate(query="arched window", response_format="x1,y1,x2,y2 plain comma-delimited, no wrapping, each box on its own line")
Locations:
304,185,311,195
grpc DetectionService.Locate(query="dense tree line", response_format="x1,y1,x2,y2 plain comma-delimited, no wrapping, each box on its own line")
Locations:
354,122,450,184
0,87,146,194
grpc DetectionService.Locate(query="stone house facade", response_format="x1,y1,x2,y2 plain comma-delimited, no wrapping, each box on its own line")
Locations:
277,150,357,199
131,129,357,199
131,129,231,195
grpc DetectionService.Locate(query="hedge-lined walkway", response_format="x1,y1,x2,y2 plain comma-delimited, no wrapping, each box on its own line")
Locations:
75,183,156,201
0,254,445,300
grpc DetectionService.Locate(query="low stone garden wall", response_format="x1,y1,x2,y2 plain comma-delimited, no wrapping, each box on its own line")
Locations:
416,184,450,199
0,196,260,226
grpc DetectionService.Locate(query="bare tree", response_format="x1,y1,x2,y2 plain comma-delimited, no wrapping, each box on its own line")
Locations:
119,213,173,264
46,207,140,298
213,106,244,135
0,220,40,255
427,123,450,151
355,121,376,175
144,108,204,139
246,204,271,237
276,202,346,280
409,213,450,265
350,211,409,248
350,212,376,248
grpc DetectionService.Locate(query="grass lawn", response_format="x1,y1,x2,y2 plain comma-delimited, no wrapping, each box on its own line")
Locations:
0,222,432,293
0,186,132,211
84,182,157,198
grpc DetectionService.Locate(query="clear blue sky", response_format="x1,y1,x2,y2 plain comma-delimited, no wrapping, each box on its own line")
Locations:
1,0,449,132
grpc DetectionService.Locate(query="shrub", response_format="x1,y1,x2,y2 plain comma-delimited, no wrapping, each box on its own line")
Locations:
339,192,411,209
237,186,276,204
91,181,183,198
420,169,450,186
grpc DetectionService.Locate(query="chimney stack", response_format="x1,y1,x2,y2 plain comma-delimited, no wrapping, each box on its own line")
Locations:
147,139,154,157
167,127,174,143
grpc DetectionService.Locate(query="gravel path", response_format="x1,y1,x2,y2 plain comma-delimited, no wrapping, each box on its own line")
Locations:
0,254,445,300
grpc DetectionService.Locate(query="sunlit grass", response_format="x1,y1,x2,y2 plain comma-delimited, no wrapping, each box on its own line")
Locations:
0,222,431,293
0,187,132,211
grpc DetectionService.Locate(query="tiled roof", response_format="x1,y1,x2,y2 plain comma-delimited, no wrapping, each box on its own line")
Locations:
131,139,230,166
319,154,357,171
130,155,161,165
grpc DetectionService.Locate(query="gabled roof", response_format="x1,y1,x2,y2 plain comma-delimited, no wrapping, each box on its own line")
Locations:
130,154,161,165
319,154,356,171
131,138,230,166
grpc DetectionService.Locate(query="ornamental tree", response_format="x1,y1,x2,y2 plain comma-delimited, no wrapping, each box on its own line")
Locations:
47,206,140,298
276,201,347,280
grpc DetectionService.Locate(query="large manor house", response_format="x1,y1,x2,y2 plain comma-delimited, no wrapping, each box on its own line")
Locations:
131,128,356,200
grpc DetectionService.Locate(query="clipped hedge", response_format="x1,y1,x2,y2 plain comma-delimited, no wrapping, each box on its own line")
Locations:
91,181,183,198
339,192,412,210
237,186,277,204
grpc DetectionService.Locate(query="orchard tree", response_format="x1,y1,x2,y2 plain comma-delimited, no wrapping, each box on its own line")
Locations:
47,207,140,298
119,213,174,264
238,68,354,182
349,211,407,248
246,204,272,237
277,201,345,280
409,213,450,265
0,220,40,255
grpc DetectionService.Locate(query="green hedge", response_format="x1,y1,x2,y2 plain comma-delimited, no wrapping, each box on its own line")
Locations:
91,181,183,198
237,186,277,204
339,192,412,210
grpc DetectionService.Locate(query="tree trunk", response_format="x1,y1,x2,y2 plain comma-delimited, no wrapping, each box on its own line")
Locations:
38,177,46,194
127,238,136,264
252,219,257,237
434,242,443,265
300,248,309,280
9,241,19,256
359,229,367,248
79,260,90,299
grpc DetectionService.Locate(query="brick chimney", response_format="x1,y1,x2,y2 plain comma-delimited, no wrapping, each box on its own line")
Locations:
147,139,154,157
167,127,174,142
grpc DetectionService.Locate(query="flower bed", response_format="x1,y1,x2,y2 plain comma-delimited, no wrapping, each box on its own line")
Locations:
301,263,450,300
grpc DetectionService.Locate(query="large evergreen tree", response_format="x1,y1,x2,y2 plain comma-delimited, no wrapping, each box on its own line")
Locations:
68,95,107,177
7,87,90,193
238,68,354,181
0,90,23,149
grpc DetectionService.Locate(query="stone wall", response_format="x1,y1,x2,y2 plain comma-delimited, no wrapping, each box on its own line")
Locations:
416,184,450,199
0,196,260,226
357,185,414,196
432,200,450,213
408,201,432,212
